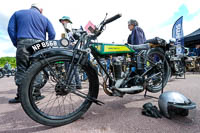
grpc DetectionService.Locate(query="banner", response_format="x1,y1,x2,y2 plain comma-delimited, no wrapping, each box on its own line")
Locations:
172,16,184,55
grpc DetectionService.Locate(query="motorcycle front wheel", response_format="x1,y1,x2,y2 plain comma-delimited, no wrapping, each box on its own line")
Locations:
0,71,4,78
20,56,99,126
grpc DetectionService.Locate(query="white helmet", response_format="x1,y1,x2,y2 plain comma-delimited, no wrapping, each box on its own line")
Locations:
158,91,196,118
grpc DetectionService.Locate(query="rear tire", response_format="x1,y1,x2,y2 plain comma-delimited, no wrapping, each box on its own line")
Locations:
11,70,15,76
20,56,99,126
146,48,170,93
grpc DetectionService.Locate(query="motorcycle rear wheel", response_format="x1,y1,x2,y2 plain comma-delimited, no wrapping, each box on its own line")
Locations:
146,48,170,93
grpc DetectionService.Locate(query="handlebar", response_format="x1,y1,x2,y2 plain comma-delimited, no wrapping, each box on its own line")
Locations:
94,14,122,37
103,14,122,25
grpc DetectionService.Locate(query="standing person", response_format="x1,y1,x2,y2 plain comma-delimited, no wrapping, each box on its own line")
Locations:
7,3,56,103
59,16,82,89
127,19,146,45
4,62,12,75
59,16,73,34
127,19,146,74
195,45,200,56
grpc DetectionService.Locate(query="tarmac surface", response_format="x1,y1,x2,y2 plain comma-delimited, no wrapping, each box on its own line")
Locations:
0,73,200,133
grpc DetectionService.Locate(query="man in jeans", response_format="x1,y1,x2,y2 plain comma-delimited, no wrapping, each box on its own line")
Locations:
7,3,56,103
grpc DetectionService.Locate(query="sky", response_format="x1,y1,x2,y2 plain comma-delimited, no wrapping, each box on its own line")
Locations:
0,0,200,57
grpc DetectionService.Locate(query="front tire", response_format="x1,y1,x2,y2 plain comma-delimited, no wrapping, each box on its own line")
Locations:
0,71,4,78
20,56,99,126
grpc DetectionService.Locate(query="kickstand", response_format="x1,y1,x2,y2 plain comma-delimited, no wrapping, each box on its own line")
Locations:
144,89,161,100
144,83,164,100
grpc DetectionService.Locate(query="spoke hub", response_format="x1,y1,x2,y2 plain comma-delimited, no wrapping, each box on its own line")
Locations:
55,82,69,96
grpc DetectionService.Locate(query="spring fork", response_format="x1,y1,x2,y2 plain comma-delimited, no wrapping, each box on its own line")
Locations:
65,50,85,85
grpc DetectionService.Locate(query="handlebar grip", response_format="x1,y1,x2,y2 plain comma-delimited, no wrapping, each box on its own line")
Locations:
103,14,122,25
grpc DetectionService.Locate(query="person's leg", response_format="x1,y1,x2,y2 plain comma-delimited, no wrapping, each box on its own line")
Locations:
65,62,76,87
32,72,44,95
8,69,12,76
9,42,29,103
83,72,87,81
9,39,42,104
82,54,91,80
74,68,81,89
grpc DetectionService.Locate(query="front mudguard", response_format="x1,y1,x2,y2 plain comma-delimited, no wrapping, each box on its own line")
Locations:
29,48,79,61
29,47,98,76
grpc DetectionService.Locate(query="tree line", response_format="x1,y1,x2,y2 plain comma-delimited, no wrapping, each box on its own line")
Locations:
0,57,16,68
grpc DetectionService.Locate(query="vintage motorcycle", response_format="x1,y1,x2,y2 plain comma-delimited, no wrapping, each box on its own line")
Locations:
165,41,186,78
0,67,15,78
185,56,200,72
20,14,170,126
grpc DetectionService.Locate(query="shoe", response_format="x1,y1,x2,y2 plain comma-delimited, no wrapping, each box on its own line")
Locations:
76,85,82,89
33,88,45,101
8,97,20,104
33,95,45,101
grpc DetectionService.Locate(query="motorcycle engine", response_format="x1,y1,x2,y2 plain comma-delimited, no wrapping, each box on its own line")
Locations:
111,56,144,88
113,58,122,80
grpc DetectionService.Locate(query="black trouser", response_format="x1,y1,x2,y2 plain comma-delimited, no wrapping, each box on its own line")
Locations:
65,62,81,86
15,39,42,97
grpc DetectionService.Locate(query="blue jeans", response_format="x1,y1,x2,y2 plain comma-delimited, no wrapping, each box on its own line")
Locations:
65,62,81,86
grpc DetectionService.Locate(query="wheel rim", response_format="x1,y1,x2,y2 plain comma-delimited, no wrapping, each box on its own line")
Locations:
146,51,169,92
28,59,91,120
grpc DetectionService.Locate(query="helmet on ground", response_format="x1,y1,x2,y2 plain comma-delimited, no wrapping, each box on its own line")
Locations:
158,91,196,118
